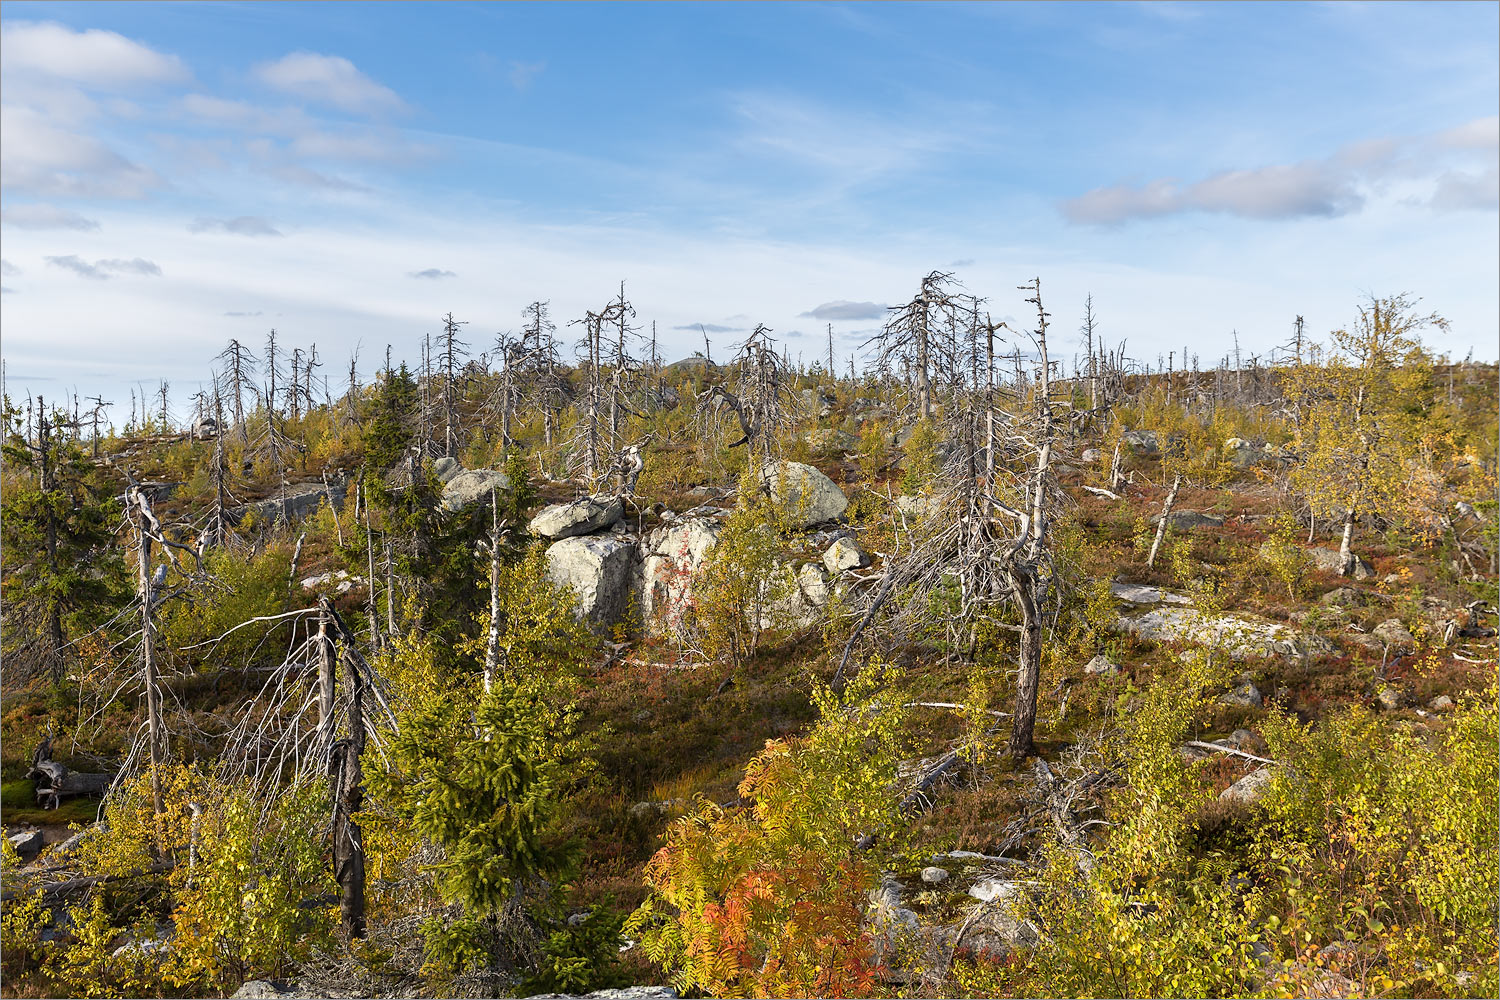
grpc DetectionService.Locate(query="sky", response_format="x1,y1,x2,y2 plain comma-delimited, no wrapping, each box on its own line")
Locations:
1,1,1496,422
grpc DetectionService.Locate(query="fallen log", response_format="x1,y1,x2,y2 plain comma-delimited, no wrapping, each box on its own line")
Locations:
0,861,174,903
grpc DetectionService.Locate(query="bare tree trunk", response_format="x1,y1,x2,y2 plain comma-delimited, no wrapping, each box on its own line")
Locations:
1338,506,1357,576
483,490,502,693
1147,475,1183,569
129,490,165,817
1010,584,1042,759
317,608,336,754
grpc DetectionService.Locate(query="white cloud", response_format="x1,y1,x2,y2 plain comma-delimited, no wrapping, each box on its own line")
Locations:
1,203,101,230
188,216,283,236
0,259,20,276
253,52,406,115
1430,167,1500,212
0,105,162,198
508,60,546,91
1065,117,1499,225
0,21,188,88
408,268,456,279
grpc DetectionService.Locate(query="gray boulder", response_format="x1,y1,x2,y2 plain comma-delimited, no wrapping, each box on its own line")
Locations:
1308,546,1374,579
1219,768,1273,808
823,536,868,574
1375,686,1405,711
8,829,44,862
1372,618,1417,653
642,518,721,634
804,427,857,452
760,461,848,528
432,456,462,483
545,535,639,629
1222,437,1264,468
1110,581,1193,606
797,563,830,608
1219,682,1263,709
920,866,950,884
1428,694,1454,711
1084,655,1120,676
441,469,511,513
1120,429,1159,455
1118,606,1332,662
530,496,624,540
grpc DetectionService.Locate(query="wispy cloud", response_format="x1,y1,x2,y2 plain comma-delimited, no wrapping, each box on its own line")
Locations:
509,60,546,91
800,300,887,321
253,52,406,116
1,202,102,231
189,215,283,236
224,310,264,317
45,255,162,280
408,268,456,279
0,105,163,198
672,322,743,334
0,259,20,276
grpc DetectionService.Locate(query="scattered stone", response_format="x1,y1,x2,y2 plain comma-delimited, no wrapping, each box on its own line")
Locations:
1218,768,1273,807
1372,618,1417,653
431,456,462,483
1151,510,1226,530
1222,437,1266,467
440,469,511,513
1219,682,1263,709
1120,429,1159,455
1110,581,1193,605
894,494,940,520
796,563,830,608
8,829,44,862
1374,686,1405,711
1080,448,1101,463
759,461,848,528
1319,587,1365,607
1307,546,1374,579
530,496,625,540
968,878,1021,904
544,535,639,629
822,536,868,574
299,570,364,595
867,876,921,965
1226,728,1256,748
1427,694,1454,711
1083,655,1120,676
231,981,313,999
920,866,950,884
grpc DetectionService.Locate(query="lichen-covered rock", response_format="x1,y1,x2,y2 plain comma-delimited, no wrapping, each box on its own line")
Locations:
1371,618,1417,653
823,536,868,574
1219,768,1273,807
759,461,848,528
8,829,44,862
440,469,511,512
1307,546,1374,579
1120,429,1159,455
1219,681,1264,708
432,456,462,483
530,496,624,540
1084,655,1120,676
641,518,721,634
1117,606,1332,661
796,562,830,608
545,535,639,629
1110,581,1193,606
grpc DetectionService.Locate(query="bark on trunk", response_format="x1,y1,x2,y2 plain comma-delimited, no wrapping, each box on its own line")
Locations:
1147,474,1183,570
1338,506,1357,576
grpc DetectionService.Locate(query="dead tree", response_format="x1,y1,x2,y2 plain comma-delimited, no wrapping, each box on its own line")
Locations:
125,484,168,816
216,339,258,444
437,313,469,457
1147,474,1183,569
867,271,966,421
697,325,798,461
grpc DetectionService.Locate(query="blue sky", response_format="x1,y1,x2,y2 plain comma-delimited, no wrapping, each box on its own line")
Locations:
1,1,1496,418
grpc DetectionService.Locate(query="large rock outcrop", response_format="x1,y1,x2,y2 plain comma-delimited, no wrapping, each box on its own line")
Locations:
641,518,721,634
545,535,639,629
441,469,511,512
759,461,847,528
530,496,624,541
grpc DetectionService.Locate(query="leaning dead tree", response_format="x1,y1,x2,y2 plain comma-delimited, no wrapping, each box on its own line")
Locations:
834,277,1063,761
